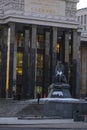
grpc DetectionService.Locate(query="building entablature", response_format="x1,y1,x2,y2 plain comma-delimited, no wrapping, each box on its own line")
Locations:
0,0,79,29
0,14,79,29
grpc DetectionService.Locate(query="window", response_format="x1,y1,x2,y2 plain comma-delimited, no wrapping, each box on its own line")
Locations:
78,16,80,22
84,25,86,31
17,33,24,47
16,53,23,75
84,15,86,24
37,54,43,69
37,34,44,49
81,15,83,25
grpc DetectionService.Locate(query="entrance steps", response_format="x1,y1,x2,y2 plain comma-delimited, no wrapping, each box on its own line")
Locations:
0,99,44,117
16,104,44,117
1,98,87,120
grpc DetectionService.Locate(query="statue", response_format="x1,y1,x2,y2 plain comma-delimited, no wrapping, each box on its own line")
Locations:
48,61,71,98
55,61,67,83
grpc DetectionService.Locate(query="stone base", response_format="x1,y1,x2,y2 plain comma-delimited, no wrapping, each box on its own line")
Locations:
48,83,71,98
43,98,87,119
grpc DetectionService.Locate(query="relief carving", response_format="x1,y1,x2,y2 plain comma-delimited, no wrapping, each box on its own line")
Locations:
65,1,76,17
0,0,24,13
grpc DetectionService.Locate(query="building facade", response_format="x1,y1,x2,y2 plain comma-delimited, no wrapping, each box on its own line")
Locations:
0,0,80,99
77,8,87,98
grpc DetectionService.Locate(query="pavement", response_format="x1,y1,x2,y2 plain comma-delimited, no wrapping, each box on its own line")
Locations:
0,117,87,129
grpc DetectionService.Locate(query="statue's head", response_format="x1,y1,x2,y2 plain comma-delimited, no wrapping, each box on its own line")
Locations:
57,60,61,65
55,62,67,83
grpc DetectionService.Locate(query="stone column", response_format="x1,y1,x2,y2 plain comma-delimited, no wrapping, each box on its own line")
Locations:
72,29,81,98
51,27,57,83
8,23,16,98
12,30,17,97
75,29,81,98
65,31,69,63
22,29,30,99
0,26,8,98
29,25,37,98
43,31,50,97
65,31,70,82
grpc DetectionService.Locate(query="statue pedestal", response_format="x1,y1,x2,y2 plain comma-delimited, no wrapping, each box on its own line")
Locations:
48,83,71,98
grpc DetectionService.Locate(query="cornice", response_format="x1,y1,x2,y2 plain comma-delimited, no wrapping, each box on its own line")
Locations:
0,14,79,29
66,0,79,3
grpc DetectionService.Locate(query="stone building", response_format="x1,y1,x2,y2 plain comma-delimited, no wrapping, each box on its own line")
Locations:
0,0,80,99
77,8,87,98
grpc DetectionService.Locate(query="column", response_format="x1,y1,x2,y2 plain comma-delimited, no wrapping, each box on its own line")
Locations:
29,25,37,98
76,29,81,98
12,29,17,97
43,31,50,97
65,31,70,82
51,27,57,83
8,23,15,98
22,29,30,99
72,29,81,98
0,26,8,98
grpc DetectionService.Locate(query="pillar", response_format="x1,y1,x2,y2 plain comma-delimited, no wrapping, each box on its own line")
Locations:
51,27,57,83
65,31,70,82
0,26,8,98
72,29,81,98
22,29,30,99
12,29,17,97
75,29,81,98
29,25,37,98
43,31,50,97
8,23,15,98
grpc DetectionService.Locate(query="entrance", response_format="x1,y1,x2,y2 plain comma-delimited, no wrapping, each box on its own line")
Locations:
36,34,44,97
16,33,24,99
36,50,44,97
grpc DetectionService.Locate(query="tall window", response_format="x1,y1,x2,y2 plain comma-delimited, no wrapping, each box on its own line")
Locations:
36,34,44,96
16,53,23,75
17,33,24,47
37,34,44,49
81,15,83,25
84,15,86,24
16,32,24,75
78,16,80,22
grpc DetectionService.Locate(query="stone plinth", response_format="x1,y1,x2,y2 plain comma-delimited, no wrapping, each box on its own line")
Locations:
43,98,87,119
48,83,71,98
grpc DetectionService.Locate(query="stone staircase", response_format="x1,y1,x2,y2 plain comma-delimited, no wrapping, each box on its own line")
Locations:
0,99,44,117
16,104,44,117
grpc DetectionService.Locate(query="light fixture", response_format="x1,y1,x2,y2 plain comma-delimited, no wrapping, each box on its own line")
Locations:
56,42,60,53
